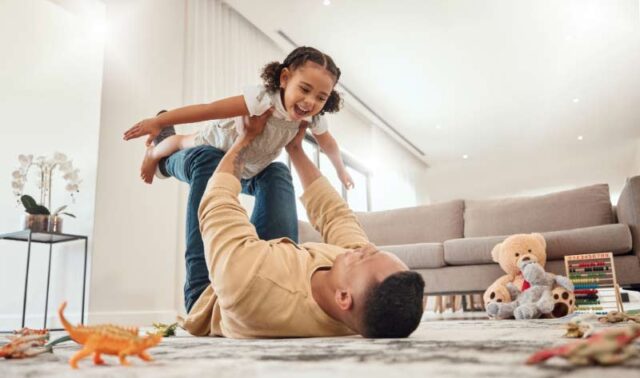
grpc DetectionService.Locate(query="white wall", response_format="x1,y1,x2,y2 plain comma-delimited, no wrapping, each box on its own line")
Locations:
89,0,185,325
0,0,105,329
423,138,638,204
634,139,640,176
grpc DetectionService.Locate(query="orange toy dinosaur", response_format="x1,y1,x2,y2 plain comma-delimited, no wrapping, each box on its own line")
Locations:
58,302,162,368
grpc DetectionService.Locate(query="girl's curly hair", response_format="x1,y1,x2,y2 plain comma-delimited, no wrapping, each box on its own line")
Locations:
261,46,342,115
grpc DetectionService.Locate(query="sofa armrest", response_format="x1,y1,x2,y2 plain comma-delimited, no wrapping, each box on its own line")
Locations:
617,176,640,254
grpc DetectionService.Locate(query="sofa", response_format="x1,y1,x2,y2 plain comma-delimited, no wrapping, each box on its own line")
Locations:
298,175,640,295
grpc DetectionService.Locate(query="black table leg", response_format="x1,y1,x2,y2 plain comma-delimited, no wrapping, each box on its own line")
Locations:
21,231,33,329
81,237,88,325
43,243,53,329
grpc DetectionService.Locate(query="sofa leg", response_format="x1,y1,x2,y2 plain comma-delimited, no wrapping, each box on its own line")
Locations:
435,296,444,313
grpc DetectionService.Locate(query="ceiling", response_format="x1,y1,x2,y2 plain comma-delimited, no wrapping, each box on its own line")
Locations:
226,0,640,167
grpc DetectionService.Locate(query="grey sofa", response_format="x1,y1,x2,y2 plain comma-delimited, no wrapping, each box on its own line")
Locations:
298,175,640,295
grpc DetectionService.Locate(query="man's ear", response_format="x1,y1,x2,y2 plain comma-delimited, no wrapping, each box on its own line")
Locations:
279,67,290,89
335,289,353,311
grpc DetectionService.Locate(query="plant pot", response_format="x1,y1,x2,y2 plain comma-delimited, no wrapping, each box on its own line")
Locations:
22,214,64,233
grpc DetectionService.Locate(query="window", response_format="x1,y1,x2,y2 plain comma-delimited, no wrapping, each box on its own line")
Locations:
345,167,369,212
285,133,371,221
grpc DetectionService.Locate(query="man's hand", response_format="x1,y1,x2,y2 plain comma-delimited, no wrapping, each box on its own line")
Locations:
285,122,309,155
238,108,273,142
213,109,274,179
123,117,163,146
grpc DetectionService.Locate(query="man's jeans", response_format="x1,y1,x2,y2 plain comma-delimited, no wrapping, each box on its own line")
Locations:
162,146,298,312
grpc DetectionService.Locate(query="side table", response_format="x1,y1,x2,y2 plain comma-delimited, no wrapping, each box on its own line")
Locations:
0,230,88,332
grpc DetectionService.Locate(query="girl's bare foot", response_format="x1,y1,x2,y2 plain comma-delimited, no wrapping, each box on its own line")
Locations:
140,146,160,184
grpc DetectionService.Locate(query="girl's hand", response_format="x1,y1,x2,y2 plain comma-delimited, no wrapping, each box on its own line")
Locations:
123,117,163,146
338,169,355,190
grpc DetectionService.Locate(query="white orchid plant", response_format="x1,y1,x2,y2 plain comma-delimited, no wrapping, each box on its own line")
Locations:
11,152,80,218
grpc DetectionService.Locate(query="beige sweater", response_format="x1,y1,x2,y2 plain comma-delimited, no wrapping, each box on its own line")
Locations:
182,172,369,338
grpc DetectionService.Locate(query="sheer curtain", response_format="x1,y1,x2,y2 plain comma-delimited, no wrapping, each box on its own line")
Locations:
180,0,286,204
175,1,286,310
182,0,284,124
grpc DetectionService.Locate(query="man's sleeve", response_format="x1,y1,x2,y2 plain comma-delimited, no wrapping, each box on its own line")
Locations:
198,172,271,308
300,176,369,249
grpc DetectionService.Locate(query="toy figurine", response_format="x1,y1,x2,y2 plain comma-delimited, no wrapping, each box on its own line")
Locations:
58,302,162,368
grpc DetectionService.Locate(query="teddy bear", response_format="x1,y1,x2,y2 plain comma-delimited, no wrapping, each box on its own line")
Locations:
486,259,574,319
482,233,576,319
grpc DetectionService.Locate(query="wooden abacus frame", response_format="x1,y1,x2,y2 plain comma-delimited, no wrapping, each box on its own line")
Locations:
564,252,624,314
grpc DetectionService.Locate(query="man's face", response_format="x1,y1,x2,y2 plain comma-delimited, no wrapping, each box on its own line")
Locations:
332,244,408,307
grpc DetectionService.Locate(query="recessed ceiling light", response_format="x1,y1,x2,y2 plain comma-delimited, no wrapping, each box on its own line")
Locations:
573,98,580,103
323,0,331,5
577,135,584,141
462,154,469,160
435,124,442,130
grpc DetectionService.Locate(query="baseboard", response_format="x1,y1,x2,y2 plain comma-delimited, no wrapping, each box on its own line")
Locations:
0,309,179,330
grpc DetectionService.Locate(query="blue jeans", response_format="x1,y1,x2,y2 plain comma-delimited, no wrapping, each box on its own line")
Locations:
162,146,298,312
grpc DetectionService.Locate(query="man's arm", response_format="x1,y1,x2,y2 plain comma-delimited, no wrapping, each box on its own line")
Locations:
196,110,273,305
286,127,368,249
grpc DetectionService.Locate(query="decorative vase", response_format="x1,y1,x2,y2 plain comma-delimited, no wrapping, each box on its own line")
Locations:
22,214,64,233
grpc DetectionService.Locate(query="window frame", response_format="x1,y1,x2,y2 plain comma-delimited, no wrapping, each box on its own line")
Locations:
284,132,372,212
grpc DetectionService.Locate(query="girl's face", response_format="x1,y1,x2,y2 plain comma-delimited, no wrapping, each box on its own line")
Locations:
279,61,336,121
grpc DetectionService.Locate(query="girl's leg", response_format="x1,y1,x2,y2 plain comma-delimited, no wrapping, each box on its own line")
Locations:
242,162,298,242
141,134,197,184
162,146,226,312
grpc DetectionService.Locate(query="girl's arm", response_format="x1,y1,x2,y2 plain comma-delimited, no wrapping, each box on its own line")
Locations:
314,131,354,189
124,95,250,145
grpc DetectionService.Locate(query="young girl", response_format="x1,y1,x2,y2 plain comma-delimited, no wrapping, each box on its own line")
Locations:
123,46,354,188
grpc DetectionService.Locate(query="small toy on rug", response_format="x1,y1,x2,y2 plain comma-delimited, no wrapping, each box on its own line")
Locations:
564,252,624,315
148,322,179,337
487,260,574,319
564,314,596,338
58,301,162,369
598,311,640,324
527,323,640,366
0,328,50,359
483,233,575,319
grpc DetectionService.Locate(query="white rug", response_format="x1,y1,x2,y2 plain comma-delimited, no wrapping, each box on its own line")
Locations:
3,317,640,377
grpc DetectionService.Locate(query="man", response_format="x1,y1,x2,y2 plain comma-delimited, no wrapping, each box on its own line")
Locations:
156,113,299,313
182,110,425,338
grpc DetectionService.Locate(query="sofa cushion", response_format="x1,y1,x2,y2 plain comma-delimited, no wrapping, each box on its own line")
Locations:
444,224,632,266
298,220,323,243
464,184,614,237
355,200,464,246
617,175,640,253
415,255,640,294
381,243,445,269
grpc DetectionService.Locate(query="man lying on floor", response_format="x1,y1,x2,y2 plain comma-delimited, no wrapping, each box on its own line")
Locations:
183,112,425,338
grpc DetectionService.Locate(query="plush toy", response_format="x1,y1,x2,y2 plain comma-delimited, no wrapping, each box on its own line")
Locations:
483,233,575,319
487,260,574,319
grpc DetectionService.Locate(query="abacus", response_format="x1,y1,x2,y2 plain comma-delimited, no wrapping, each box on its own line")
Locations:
564,252,624,314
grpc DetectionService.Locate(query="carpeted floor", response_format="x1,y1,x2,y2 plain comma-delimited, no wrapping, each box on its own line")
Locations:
3,316,640,377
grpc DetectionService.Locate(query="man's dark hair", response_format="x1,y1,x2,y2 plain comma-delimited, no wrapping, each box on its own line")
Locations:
361,271,425,338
